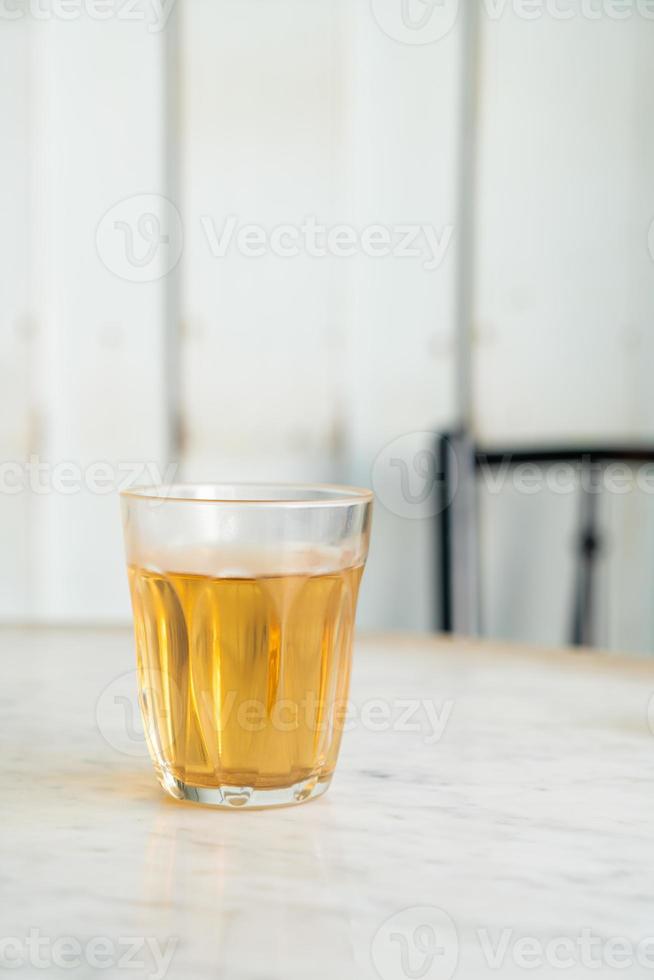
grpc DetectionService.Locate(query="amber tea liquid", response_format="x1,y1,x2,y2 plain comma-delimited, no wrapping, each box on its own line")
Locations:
128,561,363,800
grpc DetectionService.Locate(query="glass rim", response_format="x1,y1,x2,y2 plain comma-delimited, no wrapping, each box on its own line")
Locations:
120,482,374,507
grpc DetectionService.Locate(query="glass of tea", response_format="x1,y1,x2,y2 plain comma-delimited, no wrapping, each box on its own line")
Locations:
120,483,373,809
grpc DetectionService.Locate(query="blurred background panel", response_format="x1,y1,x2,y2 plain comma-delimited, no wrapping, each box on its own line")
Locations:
179,0,349,485
177,0,462,630
0,16,32,619
472,7,654,651
473,7,654,444
2,7,170,621
2,0,654,652
342,0,461,630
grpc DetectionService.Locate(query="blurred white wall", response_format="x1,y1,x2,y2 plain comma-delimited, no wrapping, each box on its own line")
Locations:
0,0,462,630
0,3,170,621
473,7,654,444
0,17,31,618
474,6,654,651
1,0,654,650
177,0,462,630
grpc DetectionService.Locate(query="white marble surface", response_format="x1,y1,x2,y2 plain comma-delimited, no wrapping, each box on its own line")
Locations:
2,628,654,980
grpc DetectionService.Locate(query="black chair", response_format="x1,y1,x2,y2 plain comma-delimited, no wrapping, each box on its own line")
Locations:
437,432,654,647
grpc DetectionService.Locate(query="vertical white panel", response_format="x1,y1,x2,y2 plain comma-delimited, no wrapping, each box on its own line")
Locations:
473,11,654,651
179,0,462,630
0,18,32,618
345,0,462,630
473,11,654,445
605,478,654,655
29,7,169,620
180,0,346,484
479,482,578,647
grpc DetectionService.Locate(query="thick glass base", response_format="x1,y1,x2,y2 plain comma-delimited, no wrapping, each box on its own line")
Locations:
157,770,332,809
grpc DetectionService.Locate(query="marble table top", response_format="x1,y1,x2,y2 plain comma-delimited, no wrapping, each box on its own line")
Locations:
2,627,654,980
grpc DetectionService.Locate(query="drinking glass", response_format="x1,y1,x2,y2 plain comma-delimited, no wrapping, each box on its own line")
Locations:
120,483,373,808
